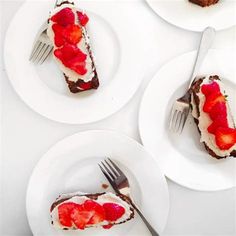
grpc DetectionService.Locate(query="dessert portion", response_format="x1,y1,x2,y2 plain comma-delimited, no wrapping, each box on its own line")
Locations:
47,2,99,93
191,75,236,159
50,192,135,230
189,0,219,7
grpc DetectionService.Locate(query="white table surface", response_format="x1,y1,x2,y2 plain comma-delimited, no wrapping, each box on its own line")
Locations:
0,0,236,235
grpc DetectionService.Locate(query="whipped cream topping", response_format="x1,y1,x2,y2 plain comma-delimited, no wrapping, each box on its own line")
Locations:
191,76,236,157
51,192,133,230
47,4,95,83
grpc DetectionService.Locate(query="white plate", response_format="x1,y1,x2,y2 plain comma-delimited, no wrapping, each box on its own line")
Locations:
139,49,236,191
26,130,169,235
4,0,148,124
146,0,236,32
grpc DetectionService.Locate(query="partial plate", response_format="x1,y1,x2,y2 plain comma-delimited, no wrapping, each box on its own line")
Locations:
4,0,147,124
139,49,236,191
146,0,236,32
26,130,169,235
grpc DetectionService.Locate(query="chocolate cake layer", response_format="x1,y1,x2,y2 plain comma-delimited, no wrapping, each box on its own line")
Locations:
189,0,219,7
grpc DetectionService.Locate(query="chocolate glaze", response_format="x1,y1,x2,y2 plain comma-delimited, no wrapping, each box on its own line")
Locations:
102,183,109,189
189,0,219,7
65,75,99,93
56,0,74,7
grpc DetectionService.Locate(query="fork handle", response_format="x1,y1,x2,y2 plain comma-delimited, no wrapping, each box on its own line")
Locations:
188,27,216,88
131,202,160,236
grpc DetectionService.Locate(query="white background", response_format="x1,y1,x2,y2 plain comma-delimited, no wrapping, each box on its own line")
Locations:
0,0,236,235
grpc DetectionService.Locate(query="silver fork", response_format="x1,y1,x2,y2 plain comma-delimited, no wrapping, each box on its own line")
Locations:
29,21,53,64
169,27,216,133
29,0,72,64
99,158,159,236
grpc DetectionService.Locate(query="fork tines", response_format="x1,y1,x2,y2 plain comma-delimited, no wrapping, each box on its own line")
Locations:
169,107,188,133
30,40,53,64
99,158,122,181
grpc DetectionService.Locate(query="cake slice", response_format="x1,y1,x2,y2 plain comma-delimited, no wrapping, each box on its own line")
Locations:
50,192,135,230
47,2,99,93
190,75,236,159
189,0,219,7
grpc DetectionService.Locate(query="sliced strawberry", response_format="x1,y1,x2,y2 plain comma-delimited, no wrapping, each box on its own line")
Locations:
54,44,76,61
83,200,105,224
54,35,64,47
209,102,227,120
77,11,89,26
52,23,64,34
51,7,75,27
54,44,86,61
58,202,78,227
103,224,113,229
68,59,87,75
103,203,125,222
201,81,220,97
78,81,93,90
207,116,228,134
203,92,226,113
54,44,87,75
70,204,93,230
52,24,65,47
70,201,105,229
215,127,236,150
52,24,82,46
63,24,82,44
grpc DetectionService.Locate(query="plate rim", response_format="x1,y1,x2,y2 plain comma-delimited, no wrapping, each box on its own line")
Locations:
4,0,146,124
26,129,170,235
145,0,236,32
138,49,236,191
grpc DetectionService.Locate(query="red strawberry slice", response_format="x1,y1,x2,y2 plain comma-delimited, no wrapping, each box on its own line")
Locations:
201,81,220,97
63,24,82,45
68,59,87,75
209,102,227,120
215,127,236,150
51,7,75,27
70,204,93,230
58,202,78,227
83,200,105,224
52,24,82,46
54,44,87,62
54,35,64,47
64,25,82,44
207,116,228,134
103,224,113,229
203,92,226,113
103,203,125,222
54,44,78,61
78,81,93,90
54,44,87,75
77,11,89,26
52,24,65,47
52,23,64,34
54,35,65,47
